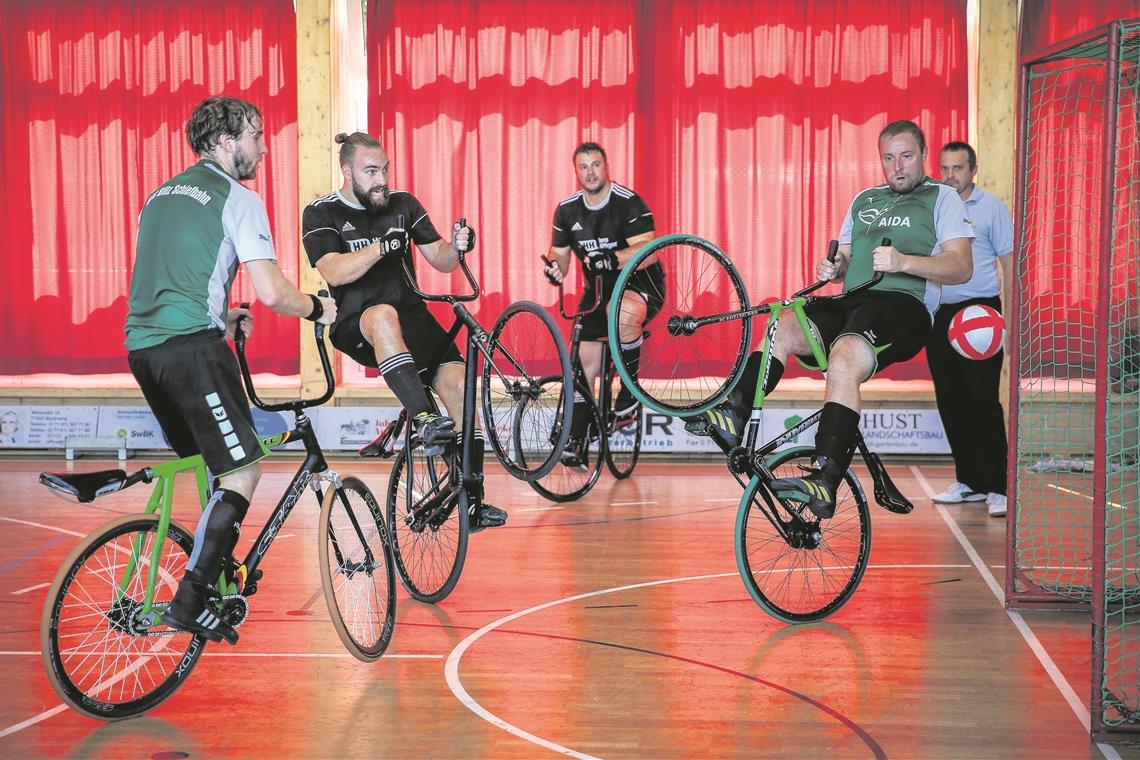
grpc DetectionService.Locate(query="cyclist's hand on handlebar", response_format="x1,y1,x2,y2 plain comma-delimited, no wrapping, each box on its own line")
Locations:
379,225,408,259
871,242,905,273
452,220,476,254
817,257,842,282
226,304,253,341
542,257,563,286
315,295,337,325
584,249,619,273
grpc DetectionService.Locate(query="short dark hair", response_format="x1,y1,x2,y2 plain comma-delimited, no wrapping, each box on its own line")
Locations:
335,131,383,166
186,97,262,155
572,142,607,162
879,119,926,155
940,140,977,170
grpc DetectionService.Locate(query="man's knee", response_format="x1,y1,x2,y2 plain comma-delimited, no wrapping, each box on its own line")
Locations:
828,335,876,382
217,462,260,501
615,294,647,341
360,305,404,356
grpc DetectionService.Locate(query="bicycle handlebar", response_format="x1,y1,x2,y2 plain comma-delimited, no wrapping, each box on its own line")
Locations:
790,237,889,300
400,215,481,303
556,270,604,320
234,292,336,412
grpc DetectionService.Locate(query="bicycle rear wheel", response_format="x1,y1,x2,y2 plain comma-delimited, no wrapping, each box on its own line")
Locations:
41,514,206,720
528,377,604,502
609,234,752,415
603,361,642,479
319,477,396,661
387,443,468,603
481,300,573,481
734,446,871,623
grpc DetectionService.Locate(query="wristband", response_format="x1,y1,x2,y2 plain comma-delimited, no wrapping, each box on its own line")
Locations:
305,293,324,322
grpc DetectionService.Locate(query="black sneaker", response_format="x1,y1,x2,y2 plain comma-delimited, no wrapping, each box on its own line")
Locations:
684,400,744,449
770,467,838,520
469,502,508,532
161,581,238,645
560,438,589,470
612,398,641,431
412,411,456,456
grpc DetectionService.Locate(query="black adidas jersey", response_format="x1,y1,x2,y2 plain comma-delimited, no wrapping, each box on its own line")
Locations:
302,190,442,324
551,183,654,289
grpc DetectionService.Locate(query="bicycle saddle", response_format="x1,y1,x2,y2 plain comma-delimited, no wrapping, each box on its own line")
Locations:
40,470,128,503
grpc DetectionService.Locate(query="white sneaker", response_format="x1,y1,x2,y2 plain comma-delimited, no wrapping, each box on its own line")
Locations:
986,492,1007,517
932,481,987,504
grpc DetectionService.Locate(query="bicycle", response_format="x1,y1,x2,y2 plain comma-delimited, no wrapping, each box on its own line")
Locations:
528,273,644,502
361,217,573,603
608,234,914,622
38,307,396,720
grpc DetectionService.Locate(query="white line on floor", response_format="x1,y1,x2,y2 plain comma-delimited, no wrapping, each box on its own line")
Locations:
0,650,440,659
516,506,564,512
909,466,1120,760
10,583,50,595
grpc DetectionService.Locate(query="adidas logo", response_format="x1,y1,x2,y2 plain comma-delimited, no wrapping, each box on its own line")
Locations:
571,222,583,231
341,221,355,232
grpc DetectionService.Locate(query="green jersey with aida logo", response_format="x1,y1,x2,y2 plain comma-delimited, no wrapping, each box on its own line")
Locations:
125,159,277,351
838,177,974,315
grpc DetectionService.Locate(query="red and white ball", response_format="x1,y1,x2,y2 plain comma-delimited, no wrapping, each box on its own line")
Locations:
948,304,1005,360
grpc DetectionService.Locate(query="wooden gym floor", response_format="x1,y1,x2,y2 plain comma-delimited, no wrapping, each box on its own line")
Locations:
0,456,1136,759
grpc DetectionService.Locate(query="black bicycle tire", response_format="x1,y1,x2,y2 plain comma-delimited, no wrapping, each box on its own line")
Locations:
480,300,573,481
528,377,605,502
41,514,206,720
603,360,642,479
387,445,468,603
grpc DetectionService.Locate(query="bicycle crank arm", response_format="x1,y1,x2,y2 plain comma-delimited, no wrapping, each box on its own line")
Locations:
855,437,913,514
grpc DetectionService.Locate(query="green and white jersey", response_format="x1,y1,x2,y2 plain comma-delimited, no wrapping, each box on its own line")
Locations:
125,159,277,351
838,177,974,315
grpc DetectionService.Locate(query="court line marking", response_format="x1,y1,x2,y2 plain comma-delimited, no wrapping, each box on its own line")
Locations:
445,569,923,758
516,506,564,513
11,583,51,595
0,651,441,659
910,467,1120,760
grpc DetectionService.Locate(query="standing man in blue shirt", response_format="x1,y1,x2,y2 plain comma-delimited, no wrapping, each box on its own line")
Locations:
928,141,1013,517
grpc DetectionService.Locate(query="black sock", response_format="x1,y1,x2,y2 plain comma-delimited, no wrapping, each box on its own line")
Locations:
813,402,860,488
730,352,782,410
617,337,643,403
570,389,590,438
379,353,433,417
467,429,486,505
186,488,250,584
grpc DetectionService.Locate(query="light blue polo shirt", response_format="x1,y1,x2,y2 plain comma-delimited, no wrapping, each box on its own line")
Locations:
939,184,1013,305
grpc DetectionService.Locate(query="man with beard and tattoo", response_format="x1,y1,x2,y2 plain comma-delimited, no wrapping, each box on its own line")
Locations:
690,120,975,520
301,132,507,531
125,96,337,644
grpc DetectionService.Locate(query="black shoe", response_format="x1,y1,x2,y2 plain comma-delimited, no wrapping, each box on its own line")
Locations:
771,467,838,520
358,419,398,458
161,581,238,645
685,400,744,448
560,438,589,470
412,411,456,456
469,502,507,532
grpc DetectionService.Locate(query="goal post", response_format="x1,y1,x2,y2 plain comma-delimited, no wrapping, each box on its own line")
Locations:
1008,19,1140,740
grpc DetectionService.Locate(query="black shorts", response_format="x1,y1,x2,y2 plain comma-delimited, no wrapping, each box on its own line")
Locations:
800,290,932,375
128,330,267,476
579,262,666,342
332,300,463,379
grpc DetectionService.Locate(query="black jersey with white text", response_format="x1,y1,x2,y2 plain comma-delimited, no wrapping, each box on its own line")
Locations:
551,183,655,291
302,190,442,330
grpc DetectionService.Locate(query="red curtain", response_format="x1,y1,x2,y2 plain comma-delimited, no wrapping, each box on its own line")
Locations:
1,0,299,375
1020,0,1140,54
369,0,968,380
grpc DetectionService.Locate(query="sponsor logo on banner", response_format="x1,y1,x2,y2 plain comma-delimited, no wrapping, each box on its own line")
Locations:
761,408,948,454
0,406,99,448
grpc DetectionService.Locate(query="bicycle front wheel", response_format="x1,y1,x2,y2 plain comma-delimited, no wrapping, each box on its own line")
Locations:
609,234,752,416
481,300,573,481
735,446,871,623
528,377,604,502
41,514,206,720
387,444,468,603
319,477,396,661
